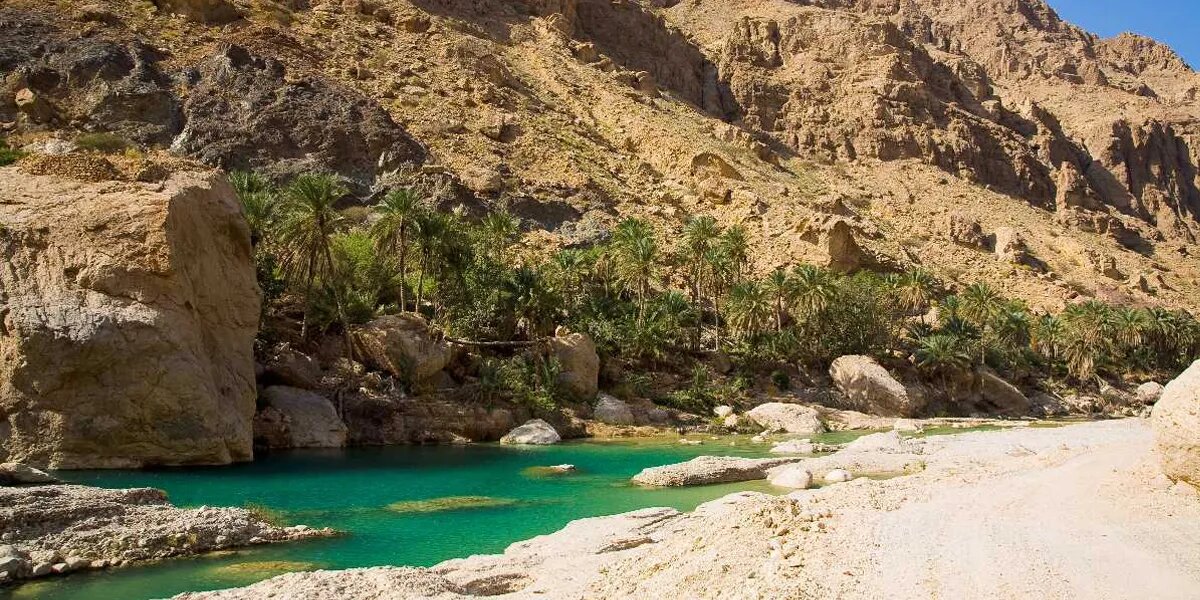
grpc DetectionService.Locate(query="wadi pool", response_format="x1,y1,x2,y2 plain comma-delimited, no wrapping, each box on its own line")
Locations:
6,433,865,600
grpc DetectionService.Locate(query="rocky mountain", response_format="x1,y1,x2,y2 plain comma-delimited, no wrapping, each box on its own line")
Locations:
3,0,1199,312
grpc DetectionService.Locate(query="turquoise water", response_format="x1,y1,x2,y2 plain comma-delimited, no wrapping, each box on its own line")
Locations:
6,434,846,600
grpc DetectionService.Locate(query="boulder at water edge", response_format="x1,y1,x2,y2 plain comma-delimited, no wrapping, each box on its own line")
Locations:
746,403,825,434
256,387,347,449
500,419,562,445
830,355,925,417
1151,360,1200,486
593,394,635,426
1137,381,1165,405
0,170,259,468
0,462,59,486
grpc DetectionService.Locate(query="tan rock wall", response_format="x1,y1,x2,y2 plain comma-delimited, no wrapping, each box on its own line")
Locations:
0,168,260,468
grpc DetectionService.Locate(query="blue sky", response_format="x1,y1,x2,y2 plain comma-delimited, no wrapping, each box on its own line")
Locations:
1049,0,1199,67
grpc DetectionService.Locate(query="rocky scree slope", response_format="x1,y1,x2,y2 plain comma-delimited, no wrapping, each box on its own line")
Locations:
4,0,1198,311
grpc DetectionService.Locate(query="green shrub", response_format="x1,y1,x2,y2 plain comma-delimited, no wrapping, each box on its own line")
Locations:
76,132,134,154
0,138,23,166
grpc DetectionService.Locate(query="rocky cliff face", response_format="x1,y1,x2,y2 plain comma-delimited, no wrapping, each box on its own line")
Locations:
0,168,260,468
1,0,1198,315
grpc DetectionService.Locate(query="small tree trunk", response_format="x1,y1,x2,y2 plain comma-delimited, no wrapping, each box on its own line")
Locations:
398,226,408,312
322,242,355,361
300,251,318,340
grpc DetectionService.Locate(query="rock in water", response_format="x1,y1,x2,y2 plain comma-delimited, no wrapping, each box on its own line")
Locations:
746,403,826,434
0,170,259,469
1151,360,1200,486
593,394,635,426
0,462,59,485
829,355,926,417
500,419,562,445
256,387,347,449
632,456,801,487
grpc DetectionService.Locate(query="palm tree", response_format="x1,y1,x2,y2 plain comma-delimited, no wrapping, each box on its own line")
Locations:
1030,313,1064,361
960,282,1004,327
412,211,450,311
229,171,275,247
612,219,659,324
720,225,749,285
764,267,794,332
683,216,721,349
915,333,972,393
725,281,772,339
275,173,351,349
1060,301,1115,380
370,187,422,311
893,268,938,317
791,264,837,318
481,209,520,262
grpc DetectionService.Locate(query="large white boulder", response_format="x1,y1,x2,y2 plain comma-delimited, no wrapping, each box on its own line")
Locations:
746,403,825,434
500,419,561,445
0,462,59,485
829,355,925,417
593,394,634,426
767,465,813,489
1151,360,1200,486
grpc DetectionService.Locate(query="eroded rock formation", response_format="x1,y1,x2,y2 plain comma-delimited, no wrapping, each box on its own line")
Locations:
0,168,259,468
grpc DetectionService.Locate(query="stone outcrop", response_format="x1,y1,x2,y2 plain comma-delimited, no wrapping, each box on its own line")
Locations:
765,465,813,489
500,419,561,445
151,0,241,24
254,387,347,449
0,462,58,485
976,371,1031,416
746,403,825,434
549,329,599,400
1137,382,1165,405
593,394,634,426
1151,360,1200,486
631,456,801,487
342,392,527,445
0,483,332,584
829,356,925,417
0,169,260,469
353,314,452,385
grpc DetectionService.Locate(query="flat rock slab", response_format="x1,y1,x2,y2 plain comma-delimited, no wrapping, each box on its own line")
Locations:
631,456,803,487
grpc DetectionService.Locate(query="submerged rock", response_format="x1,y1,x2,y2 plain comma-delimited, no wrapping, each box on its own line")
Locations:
500,419,561,445
386,496,517,514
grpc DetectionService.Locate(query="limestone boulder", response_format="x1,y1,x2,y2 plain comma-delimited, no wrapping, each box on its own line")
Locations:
256,387,347,449
830,356,925,417
264,347,322,390
354,314,452,384
977,370,1031,416
1137,382,1165,405
945,212,987,248
550,329,599,400
766,465,813,489
0,170,260,469
746,403,826,434
500,419,561,445
1151,360,1200,486
0,462,59,486
593,394,634,426
632,456,800,487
